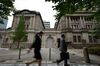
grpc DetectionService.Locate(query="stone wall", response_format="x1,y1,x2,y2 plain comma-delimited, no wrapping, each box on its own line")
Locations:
1,43,32,49
68,44,100,49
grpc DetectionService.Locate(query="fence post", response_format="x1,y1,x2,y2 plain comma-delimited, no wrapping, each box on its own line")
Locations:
83,47,90,63
49,48,51,60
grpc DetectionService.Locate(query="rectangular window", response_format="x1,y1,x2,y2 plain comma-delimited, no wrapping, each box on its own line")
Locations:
78,36,81,42
73,35,81,42
93,36,97,43
73,36,77,42
89,36,93,42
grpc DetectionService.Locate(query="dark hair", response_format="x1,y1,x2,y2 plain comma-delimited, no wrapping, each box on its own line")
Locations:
61,34,65,38
57,38,60,42
39,31,44,34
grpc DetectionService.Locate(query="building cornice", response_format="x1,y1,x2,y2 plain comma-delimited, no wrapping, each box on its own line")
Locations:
13,9,45,29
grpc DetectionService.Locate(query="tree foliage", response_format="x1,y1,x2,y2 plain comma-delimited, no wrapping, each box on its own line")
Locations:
45,0,100,20
0,0,15,24
12,15,27,48
0,18,4,24
93,22,100,39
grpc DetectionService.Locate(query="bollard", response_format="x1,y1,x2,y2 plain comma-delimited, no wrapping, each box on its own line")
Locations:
49,48,51,60
83,47,90,63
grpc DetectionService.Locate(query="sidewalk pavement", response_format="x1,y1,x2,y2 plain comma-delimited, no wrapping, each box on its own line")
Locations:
0,48,99,66
68,49,100,65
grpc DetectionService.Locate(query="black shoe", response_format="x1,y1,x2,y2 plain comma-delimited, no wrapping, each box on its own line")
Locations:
64,64,70,66
56,60,59,65
25,63,30,66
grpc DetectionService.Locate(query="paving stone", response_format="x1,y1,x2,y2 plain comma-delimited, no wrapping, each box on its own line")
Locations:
0,48,100,65
0,64,98,66
0,64,26,66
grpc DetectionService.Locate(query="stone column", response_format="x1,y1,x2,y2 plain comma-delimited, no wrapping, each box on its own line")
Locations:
31,16,33,29
41,34,45,48
29,16,33,29
66,16,68,28
33,15,36,30
82,16,86,28
16,16,20,29
82,32,89,43
68,16,71,28
65,32,73,42
80,16,84,29
12,16,19,29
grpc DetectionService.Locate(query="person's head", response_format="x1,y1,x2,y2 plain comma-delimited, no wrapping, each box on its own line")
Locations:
38,31,44,37
61,34,65,39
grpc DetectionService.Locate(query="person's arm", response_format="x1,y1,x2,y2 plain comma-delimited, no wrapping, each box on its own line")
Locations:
27,45,33,53
27,41,36,53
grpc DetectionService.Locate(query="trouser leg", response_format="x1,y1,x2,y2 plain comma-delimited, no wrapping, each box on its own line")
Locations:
34,48,42,60
57,52,63,64
64,59,69,66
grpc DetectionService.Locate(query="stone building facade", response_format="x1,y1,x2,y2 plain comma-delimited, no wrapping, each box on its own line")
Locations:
0,10,61,48
55,11,100,48
0,10,100,48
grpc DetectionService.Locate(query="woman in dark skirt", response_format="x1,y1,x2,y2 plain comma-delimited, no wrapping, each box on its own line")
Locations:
26,31,44,66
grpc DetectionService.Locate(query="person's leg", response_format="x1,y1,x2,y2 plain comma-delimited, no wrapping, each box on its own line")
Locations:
25,49,38,64
35,48,42,60
38,59,42,66
64,59,69,66
36,48,42,66
34,48,37,58
64,52,69,66
57,52,63,64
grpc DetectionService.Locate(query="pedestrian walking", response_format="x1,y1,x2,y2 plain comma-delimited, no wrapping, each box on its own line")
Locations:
56,34,69,66
26,31,44,66
57,38,60,48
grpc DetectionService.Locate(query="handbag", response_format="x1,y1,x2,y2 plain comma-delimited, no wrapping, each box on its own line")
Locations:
66,52,70,59
61,52,70,59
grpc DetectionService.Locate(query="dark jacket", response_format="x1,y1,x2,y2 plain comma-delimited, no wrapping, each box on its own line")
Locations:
30,34,41,49
57,38,60,48
60,38,67,52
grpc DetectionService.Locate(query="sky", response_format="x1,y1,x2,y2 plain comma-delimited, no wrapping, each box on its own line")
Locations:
7,0,56,28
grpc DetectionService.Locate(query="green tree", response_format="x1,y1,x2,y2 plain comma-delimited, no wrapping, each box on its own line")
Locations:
13,15,27,49
0,18,4,24
45,0,100,20
93,22,100,39
0,0,15,23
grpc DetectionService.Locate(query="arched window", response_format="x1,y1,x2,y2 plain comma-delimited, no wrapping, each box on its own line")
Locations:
46,35,54,48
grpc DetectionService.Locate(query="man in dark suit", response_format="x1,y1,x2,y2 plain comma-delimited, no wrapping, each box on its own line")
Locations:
26,31,44,66
57,38,60,48
57,34,69,66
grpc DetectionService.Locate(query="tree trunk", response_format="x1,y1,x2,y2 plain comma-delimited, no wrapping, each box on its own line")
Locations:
18,47,21,60
17,41,20,49
17,41,22,60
